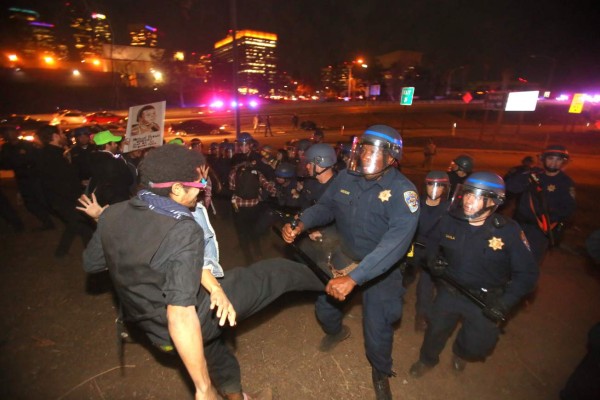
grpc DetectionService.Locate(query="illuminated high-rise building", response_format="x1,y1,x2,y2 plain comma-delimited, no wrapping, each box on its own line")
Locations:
128,24,158,47
70,12,112,59
212,30,277,95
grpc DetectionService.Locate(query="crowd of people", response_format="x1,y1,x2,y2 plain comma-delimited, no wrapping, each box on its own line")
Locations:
2,119,596,400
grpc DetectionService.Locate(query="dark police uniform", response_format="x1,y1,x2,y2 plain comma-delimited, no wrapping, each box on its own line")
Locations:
413,198,448,321
0,139,54,229
418,213,538,366
506,168,576,264
300,168,419,375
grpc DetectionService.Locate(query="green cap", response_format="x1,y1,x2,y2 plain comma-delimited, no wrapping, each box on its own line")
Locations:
168,138,185,145
93,130,122,145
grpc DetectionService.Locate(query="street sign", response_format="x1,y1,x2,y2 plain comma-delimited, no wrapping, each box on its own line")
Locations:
569,93,585,114
400,87,415,106
462,92,473,104
483,92,508,110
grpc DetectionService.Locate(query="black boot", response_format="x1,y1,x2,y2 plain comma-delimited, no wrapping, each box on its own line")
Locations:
372,368,392,400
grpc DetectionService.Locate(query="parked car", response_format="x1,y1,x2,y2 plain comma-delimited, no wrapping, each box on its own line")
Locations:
0,114,48,141
86,111,125,125
50,110,87,126
169,119,225,136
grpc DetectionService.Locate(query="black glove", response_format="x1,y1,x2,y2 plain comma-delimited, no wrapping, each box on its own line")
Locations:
482,300,508,323
428,255,448,277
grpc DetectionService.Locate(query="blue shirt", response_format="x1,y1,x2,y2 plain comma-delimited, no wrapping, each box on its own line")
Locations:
300,168,420,285
192,203,224,278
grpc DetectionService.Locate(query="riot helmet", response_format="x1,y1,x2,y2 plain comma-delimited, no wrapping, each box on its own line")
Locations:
448,172,505,223
260,145,276,160
541,144,569,173
296,138,312,153
452,154,474,174
424,171,450,201
237,132,253,143
347,125,403,177
275,162,296,179
305,143,336,168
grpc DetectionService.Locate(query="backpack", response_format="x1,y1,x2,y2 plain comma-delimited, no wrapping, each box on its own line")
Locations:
235,165,260,199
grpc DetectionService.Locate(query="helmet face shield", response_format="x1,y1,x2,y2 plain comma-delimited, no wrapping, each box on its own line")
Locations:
426,181,449,201
448,184,500,222
347,140,394,176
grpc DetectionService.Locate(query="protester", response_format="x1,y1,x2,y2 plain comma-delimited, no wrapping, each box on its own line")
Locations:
81,144,324,400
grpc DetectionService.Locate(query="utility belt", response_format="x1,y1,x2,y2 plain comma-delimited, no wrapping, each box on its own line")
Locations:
440,280,504,301
327,248,361,278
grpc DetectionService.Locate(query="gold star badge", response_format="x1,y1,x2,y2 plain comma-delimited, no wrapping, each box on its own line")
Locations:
547,184,556,192
379,189,392,202
488,237,504,251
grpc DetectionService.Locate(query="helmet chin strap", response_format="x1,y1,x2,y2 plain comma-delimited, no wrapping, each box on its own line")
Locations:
463,203,495,221
312,166,331,178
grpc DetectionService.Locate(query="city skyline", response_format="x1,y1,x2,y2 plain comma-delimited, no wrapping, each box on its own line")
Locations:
5,0,600,90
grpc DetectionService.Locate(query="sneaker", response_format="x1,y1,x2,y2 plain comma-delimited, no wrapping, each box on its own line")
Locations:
372,369,392,400
452,354,466,372
409,360,432,378
318,325,350,352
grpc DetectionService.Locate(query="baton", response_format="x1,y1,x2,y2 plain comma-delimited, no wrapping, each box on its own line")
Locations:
271,223,331,285
413,242,507,323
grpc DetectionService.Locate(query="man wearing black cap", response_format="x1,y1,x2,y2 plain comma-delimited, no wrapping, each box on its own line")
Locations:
88,130,133,206
83,144,324,400
506,144,576,264
69,126,96,188
36,125,93,257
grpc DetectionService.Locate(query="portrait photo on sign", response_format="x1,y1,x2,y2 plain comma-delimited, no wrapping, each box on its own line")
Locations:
123,101,166,152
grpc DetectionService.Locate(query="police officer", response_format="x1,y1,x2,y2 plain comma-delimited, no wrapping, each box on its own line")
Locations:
283,125,419,400
505,145,576,265
231,132,259,167
0,126,55,230
448,154,474,197
229,142,277,264
273,162,301,210
295,138,312,178
412,171,450,332
68,126,96,188
300,143,337,209
409,172,538,377
296,143,340,271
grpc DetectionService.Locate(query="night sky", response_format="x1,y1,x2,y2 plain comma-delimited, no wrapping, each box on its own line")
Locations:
8,0,600,89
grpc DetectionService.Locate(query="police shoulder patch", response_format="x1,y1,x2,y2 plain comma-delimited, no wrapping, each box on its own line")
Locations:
403,190,419,213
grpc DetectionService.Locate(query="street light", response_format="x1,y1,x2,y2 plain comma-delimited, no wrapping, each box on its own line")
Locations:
347,58,368,100
445,66,464,97
529,54,557,91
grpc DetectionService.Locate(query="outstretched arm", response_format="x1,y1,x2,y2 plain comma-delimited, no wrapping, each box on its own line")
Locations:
76,193,108,221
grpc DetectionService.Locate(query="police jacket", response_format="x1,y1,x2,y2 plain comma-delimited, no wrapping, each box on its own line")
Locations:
300,174,335,210
37,144,81,204
0,140,41,180
416,199,448,245
428,213,539,309
83,197,208,347
300,168,419,285
505,169,576,225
